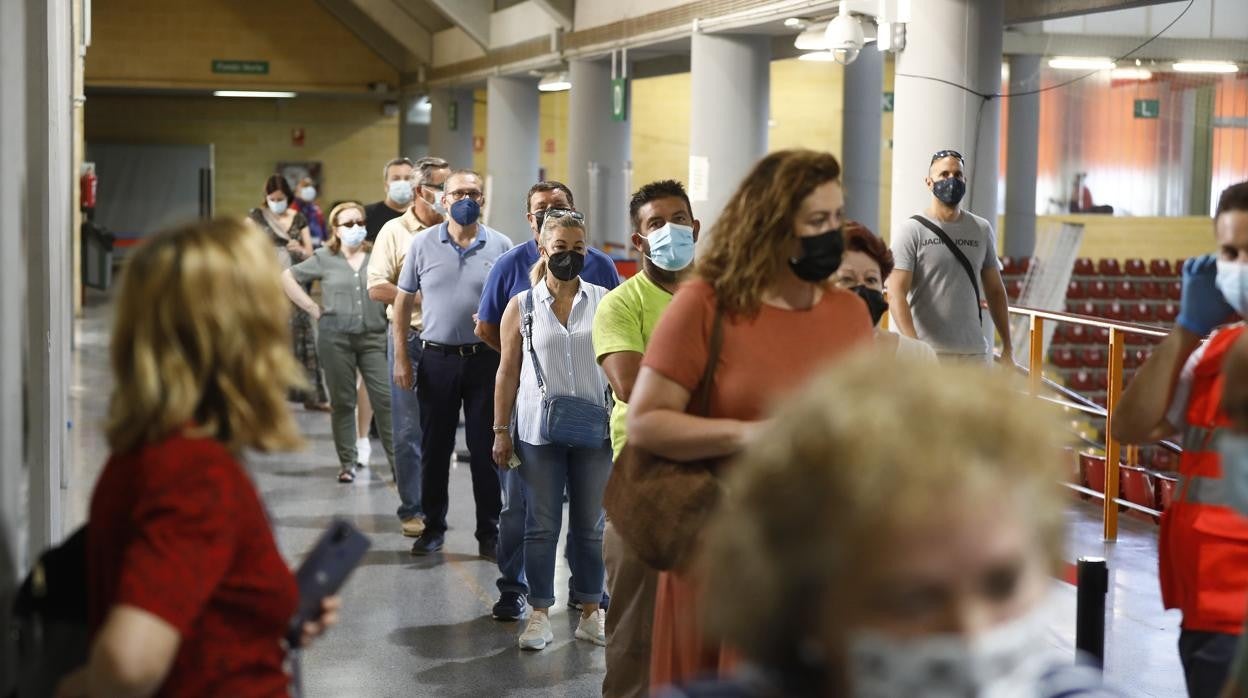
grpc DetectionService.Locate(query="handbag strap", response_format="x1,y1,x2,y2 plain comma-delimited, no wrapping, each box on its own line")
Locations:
520,289,549,398
909,214,983,324
690,306,724,418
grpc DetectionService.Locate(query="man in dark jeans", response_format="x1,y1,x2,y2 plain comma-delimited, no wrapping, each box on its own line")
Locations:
392,169,514,558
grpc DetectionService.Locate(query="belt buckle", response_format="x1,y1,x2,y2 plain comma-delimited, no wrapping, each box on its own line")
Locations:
459,344,475,357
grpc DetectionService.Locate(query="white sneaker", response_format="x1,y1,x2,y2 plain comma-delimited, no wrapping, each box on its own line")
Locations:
518,612,554,651
574,609,607,647
356,437,371,467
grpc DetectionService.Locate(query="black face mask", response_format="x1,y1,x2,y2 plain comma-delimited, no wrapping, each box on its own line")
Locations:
789,228,845,283
852,285,889,326
547,250,585,281
932,177,967,207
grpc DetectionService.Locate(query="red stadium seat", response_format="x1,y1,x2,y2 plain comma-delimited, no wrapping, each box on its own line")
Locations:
1007,279,1024,300
1124,349,1145,369
1053,348,1079,369
999,256,1017,275
1150,259,1175,277
1093,327,1111,344
1125,258,1148,277
1121,466,1156,520
1176,258,1188,275
1139,281,1164,300
1151,449,1178,472
1081,348,1106,368
1082,453,1107,494
1066,280,1088,299
1098,258,1122,277
1074,258,1096,277
1066,325,1092,345
1130,303,1156,323
1166,281,1183,301
1070,370,1098,391
1089,281,1113,299
1069,301,1098,317
1156,476,1177,512
1158,302,1179,323
1017,257,1033,274
1127,331,1153,346
1114,281,1138,300
1102,303,1128,321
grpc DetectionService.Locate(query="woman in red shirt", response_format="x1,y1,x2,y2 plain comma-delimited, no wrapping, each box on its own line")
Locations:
627,149,874,690
62,219,338,697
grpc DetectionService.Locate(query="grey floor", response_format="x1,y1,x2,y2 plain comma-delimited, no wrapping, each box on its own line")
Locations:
65,289,1184,697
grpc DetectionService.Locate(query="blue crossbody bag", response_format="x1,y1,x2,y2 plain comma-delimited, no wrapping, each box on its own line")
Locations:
521,289,610,448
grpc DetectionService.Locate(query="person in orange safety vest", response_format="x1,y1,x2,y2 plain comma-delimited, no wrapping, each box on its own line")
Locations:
1115,180,1248,698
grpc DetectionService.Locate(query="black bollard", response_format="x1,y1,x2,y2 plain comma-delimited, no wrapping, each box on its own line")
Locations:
1075,557,1109,668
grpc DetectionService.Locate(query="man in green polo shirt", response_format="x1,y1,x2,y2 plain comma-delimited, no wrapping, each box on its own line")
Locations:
591,180,699,698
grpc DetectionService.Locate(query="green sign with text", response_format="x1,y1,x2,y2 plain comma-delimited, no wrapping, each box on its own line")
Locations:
883,92,895,113
611,79,628,122
1134,99,1159,119
212,60,269,75
448,101,459,131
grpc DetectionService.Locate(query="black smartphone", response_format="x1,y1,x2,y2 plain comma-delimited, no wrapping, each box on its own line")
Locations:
286,518,371,645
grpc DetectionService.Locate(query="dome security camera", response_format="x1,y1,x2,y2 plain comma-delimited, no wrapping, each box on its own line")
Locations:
825,11,864,65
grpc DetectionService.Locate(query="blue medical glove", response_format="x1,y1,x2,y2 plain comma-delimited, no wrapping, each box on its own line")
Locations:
1176,254,1236,336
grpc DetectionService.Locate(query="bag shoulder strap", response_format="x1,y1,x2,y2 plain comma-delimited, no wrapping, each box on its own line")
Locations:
690,307,724,417
909,214,983,324
521,289,548,396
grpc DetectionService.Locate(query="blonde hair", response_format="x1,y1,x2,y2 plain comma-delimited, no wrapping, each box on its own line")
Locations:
529,214,587,287
697,149,842,317
701,354,1066,678
105,218,306,454
325,201,370,254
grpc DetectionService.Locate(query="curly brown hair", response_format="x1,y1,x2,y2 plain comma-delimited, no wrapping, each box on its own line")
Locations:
696,150,842,316
843,221,894,280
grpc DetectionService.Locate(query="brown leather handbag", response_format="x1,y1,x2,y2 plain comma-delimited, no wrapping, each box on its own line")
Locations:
602,309,724,572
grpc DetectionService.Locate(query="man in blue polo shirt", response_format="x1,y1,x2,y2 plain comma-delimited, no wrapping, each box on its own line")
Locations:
475,180,621,622
393,169,513,558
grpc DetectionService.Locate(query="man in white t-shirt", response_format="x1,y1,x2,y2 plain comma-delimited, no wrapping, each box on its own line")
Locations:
886,149,1013,364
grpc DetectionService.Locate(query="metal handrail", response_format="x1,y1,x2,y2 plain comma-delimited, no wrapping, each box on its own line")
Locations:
1009,305,1175,541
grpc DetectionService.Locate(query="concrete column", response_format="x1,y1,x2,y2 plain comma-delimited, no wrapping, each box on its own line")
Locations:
567,59,631,249
842,47,884,234
399,93,430,161
689,33,770,232
429,88,475,171
485,76,539,241
1004,53,1041,257
889,0,1004,232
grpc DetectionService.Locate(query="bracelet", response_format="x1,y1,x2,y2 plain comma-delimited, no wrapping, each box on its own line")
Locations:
492,425,510,433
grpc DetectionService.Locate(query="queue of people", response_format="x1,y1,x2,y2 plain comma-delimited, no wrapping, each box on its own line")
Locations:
69,139,1248,698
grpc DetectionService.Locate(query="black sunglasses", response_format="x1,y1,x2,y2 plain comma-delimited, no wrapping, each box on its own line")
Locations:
542,208,585,222
930,149,965,164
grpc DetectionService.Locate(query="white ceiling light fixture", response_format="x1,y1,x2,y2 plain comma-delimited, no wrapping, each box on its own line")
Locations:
1110,67,1153,81
784,17,810,29
213,90,296,98
538,71,571,92
1047,56,1115,71
1172,61,1238,74
824,2,865,65
794,21,830,51
798,51,838,62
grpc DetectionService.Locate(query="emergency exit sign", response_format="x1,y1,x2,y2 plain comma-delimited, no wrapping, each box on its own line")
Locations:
1134,99,1159,119
212,60,269,75
611,79,628,122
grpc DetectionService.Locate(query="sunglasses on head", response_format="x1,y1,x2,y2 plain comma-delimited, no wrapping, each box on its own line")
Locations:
930,149,965,164
542,208,585,222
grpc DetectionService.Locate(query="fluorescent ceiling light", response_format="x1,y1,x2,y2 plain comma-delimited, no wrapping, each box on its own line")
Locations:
537,71,571,92
784,17,808,28
798,51,838,62
1110,67,1153,80
1172,61,1238,73
213,90,296,98
1047,56,1115,71
794,22,830,50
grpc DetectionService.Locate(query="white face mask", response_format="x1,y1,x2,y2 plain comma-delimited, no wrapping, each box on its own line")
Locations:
847,602,1058,698
338,224,367,248
299,186,317,202
1218,432,1248,516
267,199,288,215
1216,260,1248,316
388,180,414,206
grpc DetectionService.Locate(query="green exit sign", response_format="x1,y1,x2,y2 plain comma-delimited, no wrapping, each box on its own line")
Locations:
611,78,629,122
1134,99,1159,119
212,60,269,75
882,92,895,113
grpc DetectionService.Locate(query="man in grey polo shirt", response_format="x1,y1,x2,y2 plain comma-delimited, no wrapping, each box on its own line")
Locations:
393,169,514,558
886,149,1014,364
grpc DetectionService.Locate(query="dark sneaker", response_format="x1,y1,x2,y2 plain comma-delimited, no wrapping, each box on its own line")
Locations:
410,532,444,556
478,537,498,563
492,591,527,621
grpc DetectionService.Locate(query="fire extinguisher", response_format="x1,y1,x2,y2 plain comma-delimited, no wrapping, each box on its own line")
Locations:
80,162,97,220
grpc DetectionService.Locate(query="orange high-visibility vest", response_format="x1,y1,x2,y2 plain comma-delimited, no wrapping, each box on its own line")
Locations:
1159,324,1248,634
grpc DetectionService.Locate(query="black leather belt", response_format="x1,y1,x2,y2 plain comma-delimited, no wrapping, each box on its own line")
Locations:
422,340,485,357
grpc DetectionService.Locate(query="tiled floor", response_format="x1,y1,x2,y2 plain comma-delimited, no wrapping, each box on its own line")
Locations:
66,289,1187,697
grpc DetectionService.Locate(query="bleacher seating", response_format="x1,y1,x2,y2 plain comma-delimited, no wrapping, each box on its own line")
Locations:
1097,259,1122,277
1124,258,1148,277
1149,259,1175,277
1114,281,1138,300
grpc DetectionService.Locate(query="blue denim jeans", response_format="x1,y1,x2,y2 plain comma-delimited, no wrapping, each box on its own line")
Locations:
515,439,611,610
387,326,423,521
496,467,579,596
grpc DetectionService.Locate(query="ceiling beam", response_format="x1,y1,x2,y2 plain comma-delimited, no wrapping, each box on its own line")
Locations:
427,0,491,51
350,0,432,66
532,0,573,30
1006,0,1184,24
316,0,421,72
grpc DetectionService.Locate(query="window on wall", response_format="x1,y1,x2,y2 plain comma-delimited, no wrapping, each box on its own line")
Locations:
1001,63,1247,217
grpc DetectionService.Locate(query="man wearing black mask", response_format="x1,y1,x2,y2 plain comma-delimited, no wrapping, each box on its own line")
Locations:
885,149,1014,364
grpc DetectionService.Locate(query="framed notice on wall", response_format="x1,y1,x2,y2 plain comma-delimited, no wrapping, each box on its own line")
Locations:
277,161,323,191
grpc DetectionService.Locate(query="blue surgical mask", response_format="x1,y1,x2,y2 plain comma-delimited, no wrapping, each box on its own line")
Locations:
646,222,696,272
450,198,481,226
1215,260,1248,317
338,224,367,248
267,199,288,215
388,180,414,206
298,186,317,202
1218,432,1248,516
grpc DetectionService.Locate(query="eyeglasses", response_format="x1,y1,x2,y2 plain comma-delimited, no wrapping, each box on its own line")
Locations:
930,149,965,164
447,188,483,201
421,183,444,193
543,208,585,222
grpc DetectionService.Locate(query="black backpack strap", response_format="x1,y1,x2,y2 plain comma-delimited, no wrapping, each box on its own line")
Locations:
909,215,983,324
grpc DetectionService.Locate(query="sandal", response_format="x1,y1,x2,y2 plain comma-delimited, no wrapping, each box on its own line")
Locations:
337,469,355,483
